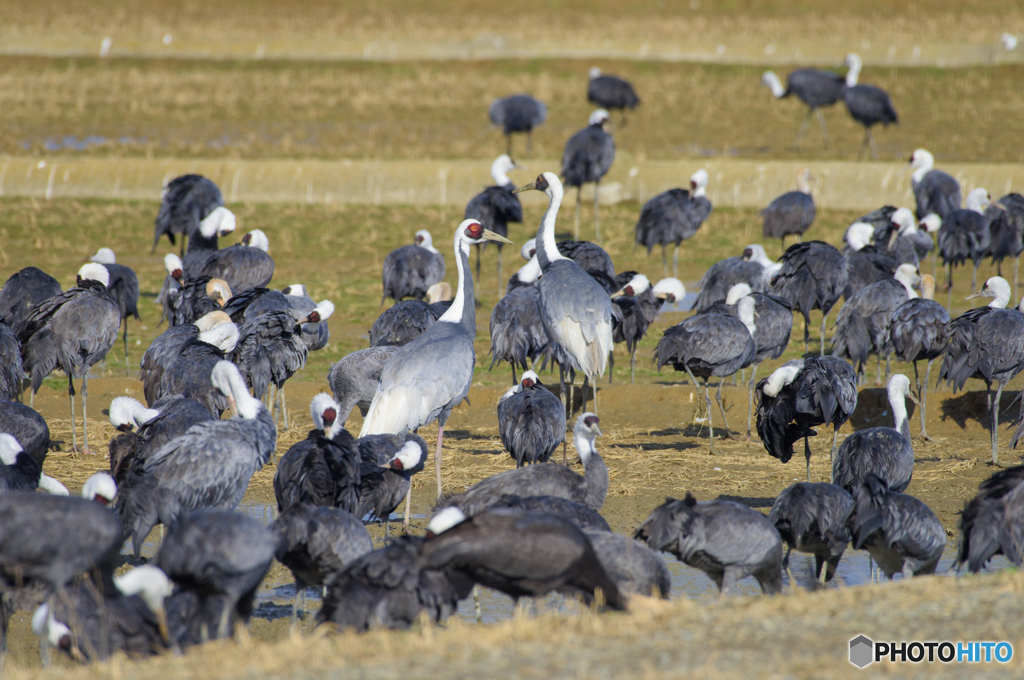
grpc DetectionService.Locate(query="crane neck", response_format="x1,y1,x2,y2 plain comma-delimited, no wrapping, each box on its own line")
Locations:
492,167,513,190
536,186,568,271
438,234,476,334
845,60,861,88
888,385,911,441
575,433,608,507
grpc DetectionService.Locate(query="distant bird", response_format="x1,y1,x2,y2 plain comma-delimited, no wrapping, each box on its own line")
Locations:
939,188,1003,296
369,282,451,347
439,413,607,516
360,220,512,500
497,370,566,468
0,319,22,403
986,193,1024,299
485,494,611,532
584,531,670,599
938,276,1024,464
140,309,233,404
955,466,1024,573
885,208,932,267
0,401,50,466
0,267,62,337
199,230,275,295
317,535,472,631
514,174,614,416
118,361,276,556
634,169,712,276
831,264,920,384
272,503,373,626
489,256,548,383
157,509,276,642
153,322,238,416
761,168,816,249
832,374,918,495
108,395,216,486
694,244,772,312
851,474,944,580
562,109,615,241
754,356,858,481
909,149,962,220
587,67,640,124
152,174,224,254
31,565,172,662
889,275,949,439
88,248,140,373
420,507,626,609
768,240,848,354
842,53,898,160
609,272,662,384
768,482,854,585
636,494,783,596
19,264,120,452
381,230,446,306
761,68,846,147
654,298,756,450
464,154,523,290
489,94,547,157
842,221,899,300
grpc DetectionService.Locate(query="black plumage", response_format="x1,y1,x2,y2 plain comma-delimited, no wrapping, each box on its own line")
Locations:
0,434,42,493
198,232,275,295
889,287,949,439
831,274,916,380
843,244,899,300
762,68,846,146
635,185,713,277
0,401,50,466
985,194,1024,285
369,299,440,347
587,70,640,118
109,395,215,486
230,310,309,400
584,531,670,599
351,433,428,526
273,422,360,513
0,319,22,402
489,94,547,156
380,232,446,305
152,174,224,253
636,494,783,596
171,276,231,327
557,239,616,279
497,372,566,467
155,334,233,416
910,151,961,221
562,111,615,240
464,158,523,290
767,240,848,353
844,85,898,160
0,267,62,337
761,171,816,248
487,494,611,532
768,482,854,584
139,312,231,405
488,262,548,383
610,273,662,384
329,346,400,425
955,465,1024,573
938,204,994,293
694,251,766,313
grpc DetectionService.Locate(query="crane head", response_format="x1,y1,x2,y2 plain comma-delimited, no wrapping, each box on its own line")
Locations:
459,219,514,246
520,370,541,389
77,262,110,288
82,472,117,505
513,173,550,194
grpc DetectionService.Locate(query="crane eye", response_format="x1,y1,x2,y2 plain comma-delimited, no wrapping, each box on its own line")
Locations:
465,222,483,239
536,175,548,190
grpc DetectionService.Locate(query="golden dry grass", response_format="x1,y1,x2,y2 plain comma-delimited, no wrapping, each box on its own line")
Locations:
3,56,1024,162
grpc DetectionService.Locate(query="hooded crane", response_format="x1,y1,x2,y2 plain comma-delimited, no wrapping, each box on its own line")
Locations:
369,282,451,348
464,154,523,291
19,263,120,452
634,169,712,277
360,220,512,501
0,267,62,338
842,221,899,300
31,565,172,662
489,94,547,157
938,276,1024,464
273,503,373,628
514,173,614,417
0,319,21,403
353,432,429,533
938,188,1003,299
117,361,276,557
842,53,898,160
0,433,65,495
768,482,854,586
760,67,846,147
107,395,216,486
887,207,933,267
153,322,239,416
484,494,610,533
317,535,472,632
909,149,961,220
694,244,773,312
985,193,1024,302
223,283,331,353
0,401,51,467
420,506,626,610
199,230,275,295
88,248,140,374
381,230,446,305
157,208,236,325
562,109,615,241
438,413,607,516
157,509,276,643
608,272,663,384
168,265,233,327
654,298,756,451
888,275,949,439
768,240,848,354
955,465,1024,573
851,474,945,581
754,356,858,481
489,256,548,384
152,174,223,254
831,263,920,385
832,374,918,495
497,370,566,468
139,310,233,404
584,531,671,599
919,213,944,279
761,168,815,249
636,493,784,597
587,67,640,125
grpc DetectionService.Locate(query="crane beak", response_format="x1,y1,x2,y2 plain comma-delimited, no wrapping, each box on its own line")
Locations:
964,288,987,300
482,229,514,245
512,181,536,194
611,287,627,298
887,229,900,250
227,395,238,418
155,607,170,646
906,390,922,408
992,200,1008,211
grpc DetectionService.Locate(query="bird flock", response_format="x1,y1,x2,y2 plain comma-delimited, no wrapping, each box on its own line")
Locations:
1,62,1023,667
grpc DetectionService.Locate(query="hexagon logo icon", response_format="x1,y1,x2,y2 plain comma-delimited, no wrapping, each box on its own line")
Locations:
849,635,874,668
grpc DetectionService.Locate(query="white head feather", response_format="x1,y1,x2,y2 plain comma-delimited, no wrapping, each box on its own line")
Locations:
89,247,116,265
0,433,22,466
427,506,467,536
198,206,236,239
77,263,109,287
82,472,117,504
725,283,753,306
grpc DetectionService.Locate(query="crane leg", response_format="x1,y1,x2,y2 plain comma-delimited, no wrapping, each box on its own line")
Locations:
802,313,810,353
280,384,289,430
662,244,668,276
527,130,533,156
814,108,830,148
792,109,812,149
81,373,90,454
630,346,637,385
972,261,981,305
1015,255,1021,307
830,427,840,480
714,380,733,439
745,362,759,442
782,545,795,592
885,355,891,381
875,356,882,386
581,375,591,414
574,187,582,241
919,360,934,441
992,381,1005,466
869,130,879,160
68,374,78,453
510,362,517,386
608,351,614,384
804,436,812,482
857,129,871,161
402,486,412,532
673,243,680,279
705,380,715,452
819,312,829,357
497,246,504,298
594,180,601,244
434,423,445,501
123,318,130,376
